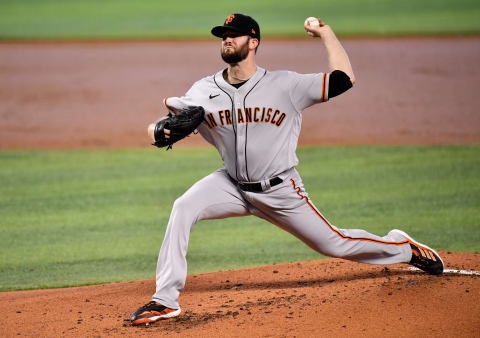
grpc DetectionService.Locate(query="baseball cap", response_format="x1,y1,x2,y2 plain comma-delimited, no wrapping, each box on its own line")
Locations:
211,13,260,42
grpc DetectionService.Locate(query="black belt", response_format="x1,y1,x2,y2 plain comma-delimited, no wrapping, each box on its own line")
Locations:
237,177,283,192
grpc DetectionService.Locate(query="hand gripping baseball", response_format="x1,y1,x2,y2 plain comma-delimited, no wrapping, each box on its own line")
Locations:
304,17,328,38
149,106,205,150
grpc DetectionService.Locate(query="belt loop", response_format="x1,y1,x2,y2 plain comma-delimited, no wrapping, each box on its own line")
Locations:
264,179,271,191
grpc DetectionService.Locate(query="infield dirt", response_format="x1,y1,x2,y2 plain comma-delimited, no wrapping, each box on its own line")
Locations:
1,252,479,337
1,37,479,149
0,38,479,337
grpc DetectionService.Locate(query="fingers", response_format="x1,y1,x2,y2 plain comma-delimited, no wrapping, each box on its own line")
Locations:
148,115,171,142
304,23,318,36
160,116,171,139
304,17,327,38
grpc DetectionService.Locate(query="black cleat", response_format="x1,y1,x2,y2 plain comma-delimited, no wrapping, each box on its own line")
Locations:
392,229,444,275
130,301,181,326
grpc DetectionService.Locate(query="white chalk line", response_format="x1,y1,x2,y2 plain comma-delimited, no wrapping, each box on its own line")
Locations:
407,267,480,276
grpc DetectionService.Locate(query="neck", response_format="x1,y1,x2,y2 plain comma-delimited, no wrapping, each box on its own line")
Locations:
225,59,257,84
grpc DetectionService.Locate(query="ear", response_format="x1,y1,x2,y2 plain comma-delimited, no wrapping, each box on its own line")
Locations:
249,38,259,50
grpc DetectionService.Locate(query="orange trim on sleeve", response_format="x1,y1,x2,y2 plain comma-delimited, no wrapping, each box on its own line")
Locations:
321,73,327,102
290,178,409,246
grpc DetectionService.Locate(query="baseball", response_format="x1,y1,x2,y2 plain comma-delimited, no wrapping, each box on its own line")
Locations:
304,17,320,27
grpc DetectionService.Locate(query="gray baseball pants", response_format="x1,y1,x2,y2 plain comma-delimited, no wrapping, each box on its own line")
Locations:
153,167,411,309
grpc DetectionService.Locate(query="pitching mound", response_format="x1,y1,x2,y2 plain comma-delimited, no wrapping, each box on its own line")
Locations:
2,251,479,337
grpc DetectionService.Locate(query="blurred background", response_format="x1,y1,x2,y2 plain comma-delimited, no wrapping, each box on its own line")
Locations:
0,0,479,291
1,0,479,39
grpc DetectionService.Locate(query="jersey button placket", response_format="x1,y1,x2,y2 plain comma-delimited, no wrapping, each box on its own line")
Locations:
233,93,247,181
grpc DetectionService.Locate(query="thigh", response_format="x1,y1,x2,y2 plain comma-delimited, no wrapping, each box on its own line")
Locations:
246,169,326,245
247,169,409,260
179,168,251,221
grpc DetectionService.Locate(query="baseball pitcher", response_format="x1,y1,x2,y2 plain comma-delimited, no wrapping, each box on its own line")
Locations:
130,14,444,326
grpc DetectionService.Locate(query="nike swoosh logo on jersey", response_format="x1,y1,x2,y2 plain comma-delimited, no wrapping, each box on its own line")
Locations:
209,94,220,99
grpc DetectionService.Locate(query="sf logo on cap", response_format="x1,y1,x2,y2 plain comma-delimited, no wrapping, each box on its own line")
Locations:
225,14,235,24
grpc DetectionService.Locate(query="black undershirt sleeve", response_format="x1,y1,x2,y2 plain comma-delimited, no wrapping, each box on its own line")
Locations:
328,70,353,98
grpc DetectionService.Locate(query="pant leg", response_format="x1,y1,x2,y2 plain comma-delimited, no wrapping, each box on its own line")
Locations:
153,168,249,309
245,169,412,265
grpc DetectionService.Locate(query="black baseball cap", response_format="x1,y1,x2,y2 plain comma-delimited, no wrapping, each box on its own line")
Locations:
211,13,260,42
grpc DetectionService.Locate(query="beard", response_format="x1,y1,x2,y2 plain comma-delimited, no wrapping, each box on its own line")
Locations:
221,39,250,64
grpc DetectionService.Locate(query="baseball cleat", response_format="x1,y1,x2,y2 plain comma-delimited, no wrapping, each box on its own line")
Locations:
392,229,444,275
130,301,181,326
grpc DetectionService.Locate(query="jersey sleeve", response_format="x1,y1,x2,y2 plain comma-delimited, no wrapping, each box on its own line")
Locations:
163,91,194,115
163,81,204,114
289,71,330,112
163,79,217,146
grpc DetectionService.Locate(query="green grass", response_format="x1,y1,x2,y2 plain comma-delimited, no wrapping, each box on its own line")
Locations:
0,146,479,291
0,0,479,40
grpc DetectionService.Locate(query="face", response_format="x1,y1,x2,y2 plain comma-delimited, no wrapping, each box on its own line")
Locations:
221,31,251,64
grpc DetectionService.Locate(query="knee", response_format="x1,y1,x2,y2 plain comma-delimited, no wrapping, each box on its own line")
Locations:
172,195,188,211
171,194,203,221
172,194,196,214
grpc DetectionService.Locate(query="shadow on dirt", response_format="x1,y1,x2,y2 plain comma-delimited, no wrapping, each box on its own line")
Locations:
132,267,442,333
185,267,438,293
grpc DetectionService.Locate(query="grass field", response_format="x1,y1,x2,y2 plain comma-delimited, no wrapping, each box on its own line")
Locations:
0,0,479,39
1,146,479,291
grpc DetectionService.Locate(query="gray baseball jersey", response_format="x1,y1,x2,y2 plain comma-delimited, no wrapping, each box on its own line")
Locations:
153,66,412,310
164,67,329,182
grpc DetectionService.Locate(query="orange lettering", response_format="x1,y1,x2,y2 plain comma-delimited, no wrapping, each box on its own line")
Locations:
265,108,272,122
271,110,280,124
225,110,232,125
254,107,260,122
245,108,252,123
237,109,244,123
225,14,235,24
276,113,286,126
207,113,217,128
219,111,225,126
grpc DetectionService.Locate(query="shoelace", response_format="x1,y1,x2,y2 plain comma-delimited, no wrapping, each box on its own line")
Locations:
138,301,159,311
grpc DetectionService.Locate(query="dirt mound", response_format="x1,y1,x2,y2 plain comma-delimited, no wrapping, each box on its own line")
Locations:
1,252,479,337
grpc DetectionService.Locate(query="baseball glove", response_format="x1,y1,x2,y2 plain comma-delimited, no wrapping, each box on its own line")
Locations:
152,106,205,150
